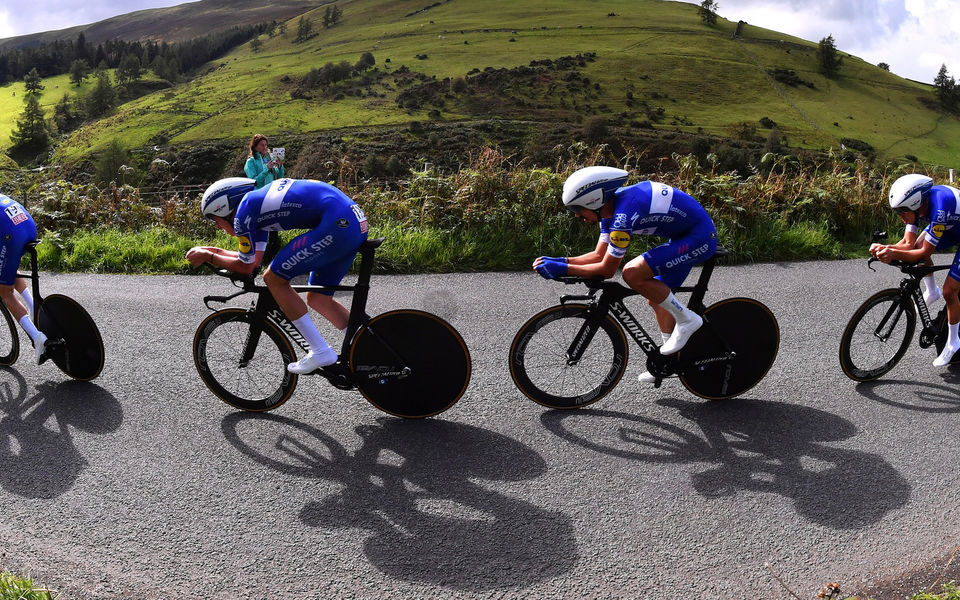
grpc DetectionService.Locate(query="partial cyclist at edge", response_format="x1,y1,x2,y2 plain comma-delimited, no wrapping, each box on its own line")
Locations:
186,177,368,374
533,166,718,383
0,193,47,363
872,173,960,366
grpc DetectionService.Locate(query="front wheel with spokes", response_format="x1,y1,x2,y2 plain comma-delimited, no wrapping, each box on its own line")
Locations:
839,288,916,382
193,308,299,411
509,303,629,409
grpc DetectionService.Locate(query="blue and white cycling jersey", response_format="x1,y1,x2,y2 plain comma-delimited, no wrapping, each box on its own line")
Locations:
233,178,368,264
599,181,716,259
922,185,960,249
0,194,36,286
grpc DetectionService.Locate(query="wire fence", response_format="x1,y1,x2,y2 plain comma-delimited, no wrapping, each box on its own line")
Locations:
135,184,206,207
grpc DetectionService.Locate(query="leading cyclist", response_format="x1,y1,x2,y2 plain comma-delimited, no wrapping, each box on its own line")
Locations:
873,174,960,366
186,177,368,374
533,166,717,383
0,194,47,363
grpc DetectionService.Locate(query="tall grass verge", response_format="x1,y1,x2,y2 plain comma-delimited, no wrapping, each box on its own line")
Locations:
0,571,53,600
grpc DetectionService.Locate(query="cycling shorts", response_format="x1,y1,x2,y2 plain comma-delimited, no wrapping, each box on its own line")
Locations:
641,224,718,289
268,205,367,295
0,213,36,286
948,247,960,283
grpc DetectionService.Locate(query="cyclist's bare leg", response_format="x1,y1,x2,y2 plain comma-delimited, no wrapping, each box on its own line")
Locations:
306,292,349,330
916,233,942,304
622,256,701,354
263,269,308,319
0,283,46,360
0,285,27,321
648,300,676,335
264,268,337,371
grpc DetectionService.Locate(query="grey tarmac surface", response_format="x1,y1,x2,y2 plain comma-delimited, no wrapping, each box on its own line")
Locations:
1,259,959,599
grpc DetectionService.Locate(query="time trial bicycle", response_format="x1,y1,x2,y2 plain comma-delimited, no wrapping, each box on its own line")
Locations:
839,252,957,381
509,247,780,408
0,241,105,380
193,238,472,418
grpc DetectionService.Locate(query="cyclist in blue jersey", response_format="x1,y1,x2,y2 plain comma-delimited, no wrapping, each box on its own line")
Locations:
187,177,369,374
0,194,46,363
873,174,960,366
533,166,717,383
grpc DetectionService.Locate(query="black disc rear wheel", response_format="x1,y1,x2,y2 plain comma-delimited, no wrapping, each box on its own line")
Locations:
678,298,779,399
349,310,471,418
37,294,104,380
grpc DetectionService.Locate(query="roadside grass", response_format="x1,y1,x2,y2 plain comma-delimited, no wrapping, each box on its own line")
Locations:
0,571,53,600
36,0,957,164
911,582,960,599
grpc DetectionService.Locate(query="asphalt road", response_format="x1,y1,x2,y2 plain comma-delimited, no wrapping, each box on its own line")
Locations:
2,259,959,599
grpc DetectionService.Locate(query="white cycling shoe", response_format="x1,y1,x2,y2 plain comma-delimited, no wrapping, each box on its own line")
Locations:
287,347,338,374
33,332,48,365
659,314,703,355
934,344,959,367
638,371,658,384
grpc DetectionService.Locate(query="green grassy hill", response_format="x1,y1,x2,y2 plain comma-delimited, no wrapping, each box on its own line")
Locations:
7,0,958,165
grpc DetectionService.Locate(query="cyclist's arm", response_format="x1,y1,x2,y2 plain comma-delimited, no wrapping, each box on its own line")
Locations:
877,238,935,263
207,248,264,274
567,239,608,265
197,246,239,258
566,251,622,279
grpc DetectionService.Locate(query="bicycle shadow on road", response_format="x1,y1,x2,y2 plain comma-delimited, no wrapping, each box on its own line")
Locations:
221,413,578,591
0,367,122,499
540,397,910,530
855,377,960,412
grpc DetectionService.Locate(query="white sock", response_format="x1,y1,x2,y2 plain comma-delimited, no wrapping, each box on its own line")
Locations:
658,293,697,326
947,322,960,351
922,275,942,303
19,288,33,316
18,315,41,343
660,331,671,344
291,314,332,354
340,327,347,335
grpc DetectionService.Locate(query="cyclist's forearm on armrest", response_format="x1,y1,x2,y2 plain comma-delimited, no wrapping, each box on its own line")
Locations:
567,242,608,265
208,252,258,274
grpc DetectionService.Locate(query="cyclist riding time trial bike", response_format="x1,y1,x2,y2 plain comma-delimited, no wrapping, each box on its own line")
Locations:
0,241,104,380
509,247,780,408
193,238,472,418
840,232,959,381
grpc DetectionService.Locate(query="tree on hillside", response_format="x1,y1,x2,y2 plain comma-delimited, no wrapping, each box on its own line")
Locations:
699,0,718,26
250,37,263,53
295,16,313,42
278,21,287,37
934,64,958,109
53,93,83,133
84,71,117,118
817,34,842,78
116,53,143,87
69,59,90,87
23,68,44,96
356,52,375,70
324,4,343,28
10,94,49,153
877,62,890,71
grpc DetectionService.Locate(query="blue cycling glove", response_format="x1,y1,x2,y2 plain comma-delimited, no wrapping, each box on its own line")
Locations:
535,258,568,279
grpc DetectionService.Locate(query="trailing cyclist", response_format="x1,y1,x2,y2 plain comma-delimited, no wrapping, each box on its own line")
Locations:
186,177,368,374
533,166,717,383
0,194,47,363
872,173,960,366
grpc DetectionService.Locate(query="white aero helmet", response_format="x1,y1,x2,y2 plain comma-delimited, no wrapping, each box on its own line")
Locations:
562,166,629,212
201,177,256,218
889,174,933,212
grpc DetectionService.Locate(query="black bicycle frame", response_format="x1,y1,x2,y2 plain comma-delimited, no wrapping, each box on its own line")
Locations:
559,250,730,369
14,242,44,323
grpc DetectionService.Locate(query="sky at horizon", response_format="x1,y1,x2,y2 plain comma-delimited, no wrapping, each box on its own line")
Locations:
0,0,957,83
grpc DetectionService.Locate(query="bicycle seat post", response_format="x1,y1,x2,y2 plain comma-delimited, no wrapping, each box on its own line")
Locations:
343,238,385,345
24,241,40,322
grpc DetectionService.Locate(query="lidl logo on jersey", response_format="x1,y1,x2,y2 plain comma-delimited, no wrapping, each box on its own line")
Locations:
933,224,946,238
238,236,252,253
610,231,631,248
4,204,27,225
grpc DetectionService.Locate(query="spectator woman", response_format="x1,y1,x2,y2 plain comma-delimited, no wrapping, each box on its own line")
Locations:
244,134,285,189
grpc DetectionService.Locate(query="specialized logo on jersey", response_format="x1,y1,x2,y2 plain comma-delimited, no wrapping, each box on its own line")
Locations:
933,224,946,238
613,213,628,229
238,236,252,253
4,204,27,225
610,231,631,248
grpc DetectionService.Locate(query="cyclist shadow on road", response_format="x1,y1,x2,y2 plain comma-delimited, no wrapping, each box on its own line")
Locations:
540,397,910,530
221,413,578,591
854,376,960,412
0,367,122,499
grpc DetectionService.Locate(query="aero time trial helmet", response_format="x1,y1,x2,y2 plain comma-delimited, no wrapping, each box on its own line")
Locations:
201,177,256,219
562,166,629,212
889,174,933,213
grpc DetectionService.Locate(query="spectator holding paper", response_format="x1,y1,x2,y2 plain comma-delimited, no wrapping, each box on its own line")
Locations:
244,133,285,189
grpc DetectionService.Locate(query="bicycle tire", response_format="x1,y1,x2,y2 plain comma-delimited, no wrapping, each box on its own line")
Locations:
348,309,471,418
509,304,629,409
193,308,299,412
839,288,916,382
678,298,779,399
36,294,104,381
0,302,20,366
